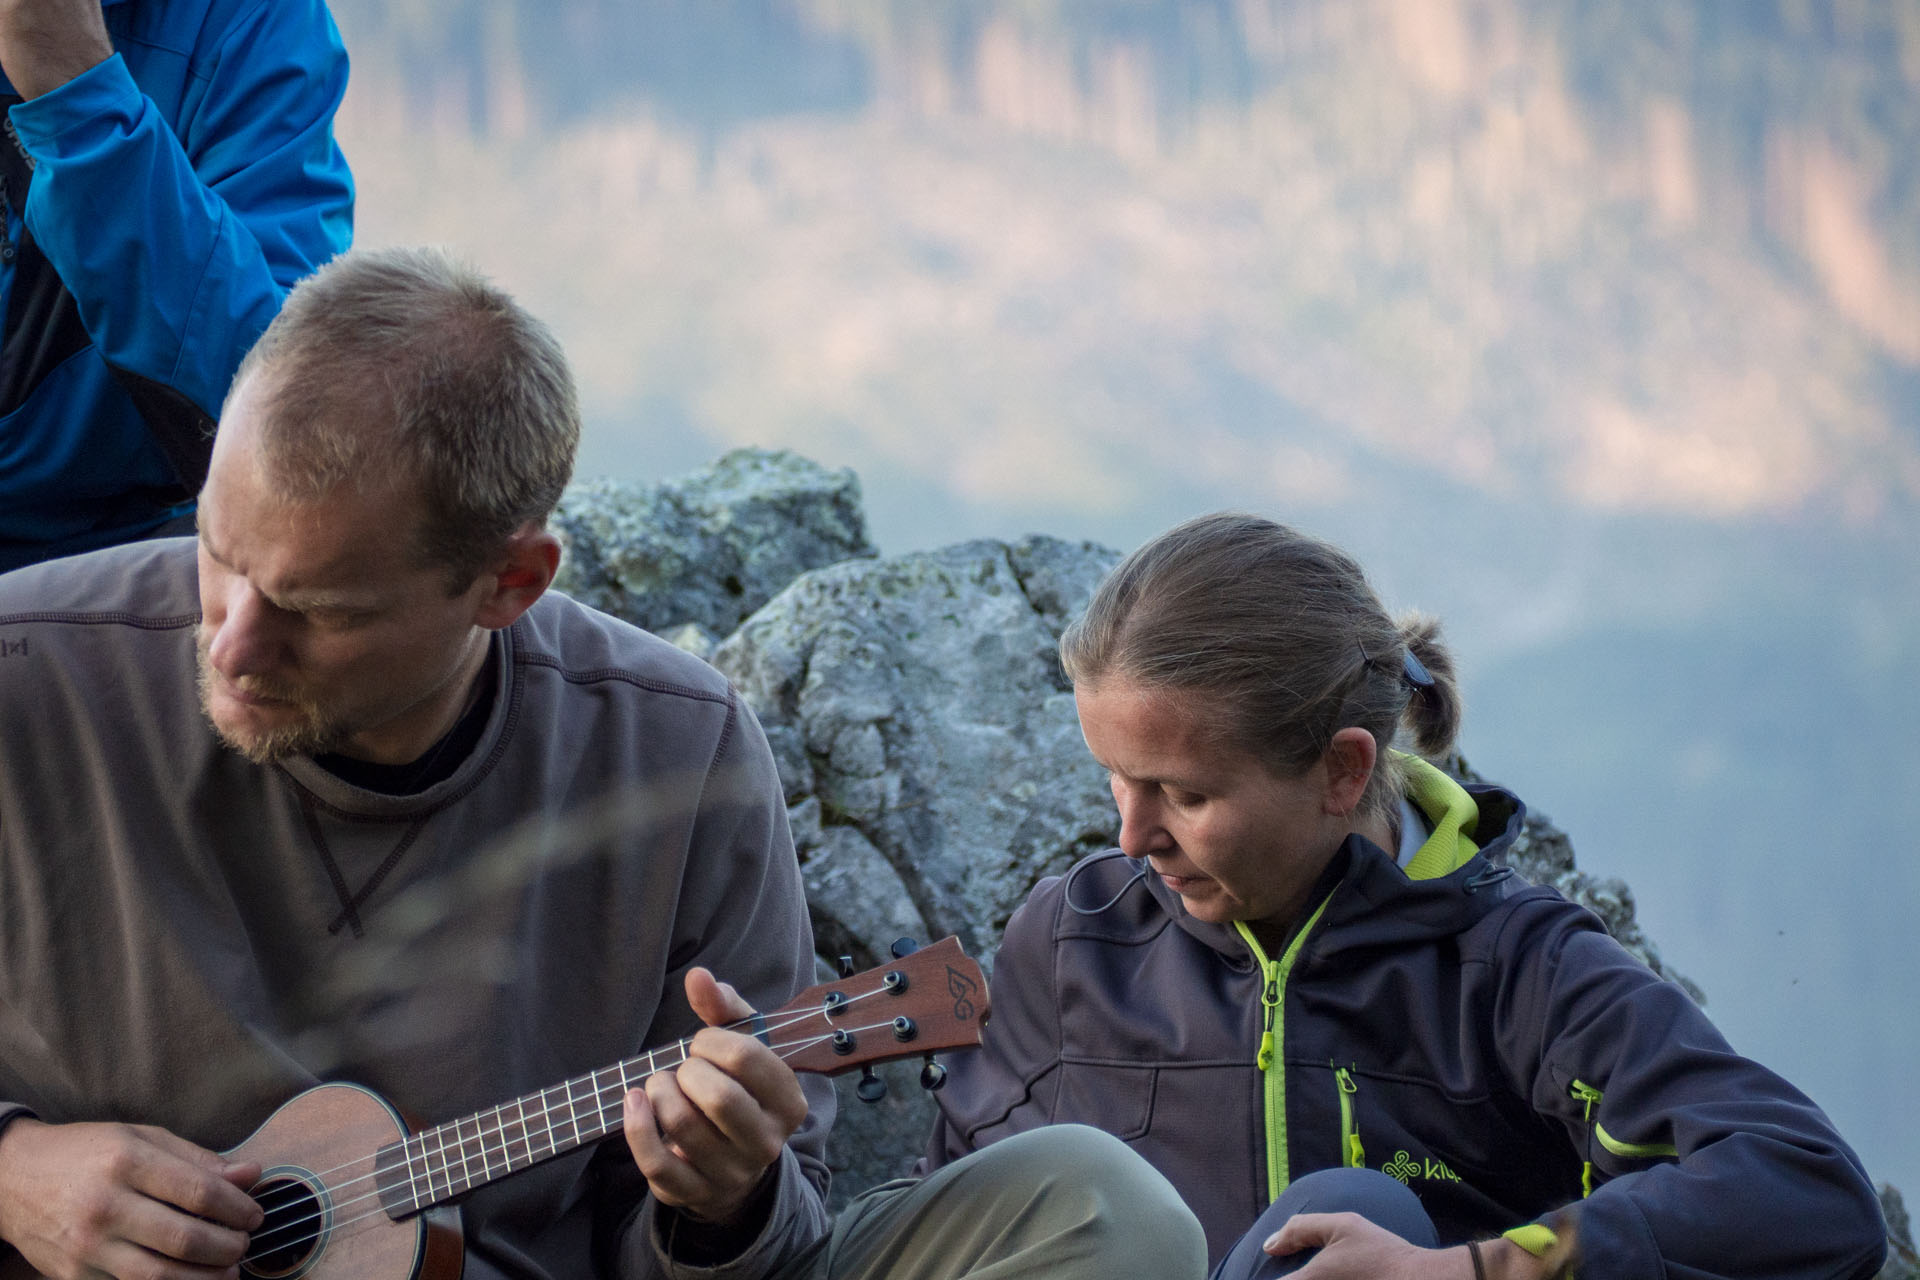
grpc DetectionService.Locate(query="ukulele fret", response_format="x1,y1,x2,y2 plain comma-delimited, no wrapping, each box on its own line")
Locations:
585,1065,617,1141
479,1103,508,1178
425,1128,451,1204
358,939,985,1217
454,1114,481,1193
509,1096,533,1172
535,1081,568,1159
563,1074,585,1147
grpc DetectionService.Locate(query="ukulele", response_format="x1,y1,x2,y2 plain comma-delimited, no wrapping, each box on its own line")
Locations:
1,937,987,1280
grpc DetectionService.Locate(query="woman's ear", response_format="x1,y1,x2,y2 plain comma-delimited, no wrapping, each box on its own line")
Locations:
1321,727,1378,817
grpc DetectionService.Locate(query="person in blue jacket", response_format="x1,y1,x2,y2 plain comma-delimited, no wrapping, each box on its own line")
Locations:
0,0,353,571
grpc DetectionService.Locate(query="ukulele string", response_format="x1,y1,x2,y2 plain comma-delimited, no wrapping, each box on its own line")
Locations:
239,996,914,1266
239,1017,904,1265
243,997,842,1216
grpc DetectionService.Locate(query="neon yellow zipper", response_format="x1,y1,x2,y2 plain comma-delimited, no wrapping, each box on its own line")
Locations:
1570,1078,1679,1197
1570,1078,1602,1196
1235,896,1333,1203
1236,926,1284,1201
1334,1066,1366,1169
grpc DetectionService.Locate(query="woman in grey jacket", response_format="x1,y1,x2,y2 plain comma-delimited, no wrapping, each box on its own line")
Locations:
921,512,1886,1280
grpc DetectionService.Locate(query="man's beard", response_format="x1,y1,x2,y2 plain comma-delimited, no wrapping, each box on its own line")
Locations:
196,634,351,764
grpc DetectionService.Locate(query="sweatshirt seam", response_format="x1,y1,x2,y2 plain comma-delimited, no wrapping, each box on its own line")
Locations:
681,690,741,864
713,688,738,764
515,649,732,706
0,609,197,630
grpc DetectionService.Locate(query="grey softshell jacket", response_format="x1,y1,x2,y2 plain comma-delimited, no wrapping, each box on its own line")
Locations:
924,763,1887,1278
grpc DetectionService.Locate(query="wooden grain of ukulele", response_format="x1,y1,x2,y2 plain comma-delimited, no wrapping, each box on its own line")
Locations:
1,937,988,1280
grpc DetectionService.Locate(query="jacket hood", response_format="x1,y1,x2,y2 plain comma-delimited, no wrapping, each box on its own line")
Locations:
1142,757,1528,963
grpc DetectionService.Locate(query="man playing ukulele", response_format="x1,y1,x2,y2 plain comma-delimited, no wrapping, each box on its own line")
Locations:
0,248,1204,1280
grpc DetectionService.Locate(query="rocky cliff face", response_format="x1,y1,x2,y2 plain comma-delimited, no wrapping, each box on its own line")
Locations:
552,449,1912,1271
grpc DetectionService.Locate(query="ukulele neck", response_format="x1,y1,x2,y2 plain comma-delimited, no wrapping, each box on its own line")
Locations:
374,1038,699,1215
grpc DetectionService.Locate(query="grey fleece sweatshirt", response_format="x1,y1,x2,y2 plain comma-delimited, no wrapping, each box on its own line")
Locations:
0,539,833,1280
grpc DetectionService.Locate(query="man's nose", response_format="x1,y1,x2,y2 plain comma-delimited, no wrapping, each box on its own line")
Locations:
205,581,285,682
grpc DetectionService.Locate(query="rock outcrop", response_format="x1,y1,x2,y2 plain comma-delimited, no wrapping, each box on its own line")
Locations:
712,535,1122,968
553,448,1908,1271
551,448,875,648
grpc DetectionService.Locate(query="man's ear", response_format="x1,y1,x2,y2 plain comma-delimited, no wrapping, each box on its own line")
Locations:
1321,726,1379,817
472,524,561,630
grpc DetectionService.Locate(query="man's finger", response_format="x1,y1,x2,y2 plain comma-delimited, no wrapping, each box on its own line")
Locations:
672,1056,791,1168
114,1191,253,1269
684,1029,810,1135
684,967,754,1027
135,1127,264,1226
644,1063,735,1167
622,1086,721,1211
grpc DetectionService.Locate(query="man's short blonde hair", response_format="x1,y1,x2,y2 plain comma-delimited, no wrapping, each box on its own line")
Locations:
228,246,580,588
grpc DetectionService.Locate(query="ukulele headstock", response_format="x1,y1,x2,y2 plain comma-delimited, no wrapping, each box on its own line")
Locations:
762,936,987,1078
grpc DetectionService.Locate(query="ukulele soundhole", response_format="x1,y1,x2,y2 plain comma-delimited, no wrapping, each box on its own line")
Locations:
245,1170,330,1280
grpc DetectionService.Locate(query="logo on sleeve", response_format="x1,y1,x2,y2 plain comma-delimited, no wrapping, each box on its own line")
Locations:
1383,1149,1461,1185
1,637,26,658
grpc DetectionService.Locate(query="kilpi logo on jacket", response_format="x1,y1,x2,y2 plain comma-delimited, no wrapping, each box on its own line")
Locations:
1383,1150,1461,1185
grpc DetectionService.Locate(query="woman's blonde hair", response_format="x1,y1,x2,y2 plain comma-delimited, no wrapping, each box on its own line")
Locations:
1060,512,1461,819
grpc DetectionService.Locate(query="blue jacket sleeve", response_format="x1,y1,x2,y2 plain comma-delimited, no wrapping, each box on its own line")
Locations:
1488,898,1887,1280
9,0,352,429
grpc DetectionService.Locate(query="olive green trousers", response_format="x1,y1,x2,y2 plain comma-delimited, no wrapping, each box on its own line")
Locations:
779,1125,1207,1280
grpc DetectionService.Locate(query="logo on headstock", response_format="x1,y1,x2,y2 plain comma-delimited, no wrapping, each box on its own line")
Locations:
945,965,979,1022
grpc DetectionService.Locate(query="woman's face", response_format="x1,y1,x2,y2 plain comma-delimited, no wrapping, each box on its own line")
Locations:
1074,676,1355,947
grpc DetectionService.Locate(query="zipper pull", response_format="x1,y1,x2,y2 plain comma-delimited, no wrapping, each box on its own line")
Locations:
1256,973,1280,1071
1570,1079,1603,1197
1336,1066,1365,1168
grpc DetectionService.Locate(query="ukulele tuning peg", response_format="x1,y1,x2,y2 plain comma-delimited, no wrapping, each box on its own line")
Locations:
856,1065,888,1103
889,937,919,959
837,954,857,978
919,1055,947,1092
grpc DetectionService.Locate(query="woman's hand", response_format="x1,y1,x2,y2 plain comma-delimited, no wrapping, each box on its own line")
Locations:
1268,1213,1555,1280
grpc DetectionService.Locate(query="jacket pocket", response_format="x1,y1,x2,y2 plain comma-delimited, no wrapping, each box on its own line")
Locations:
1292,1061,1582,1239
1569,1078,1680,1196
1055,1059,1157,1139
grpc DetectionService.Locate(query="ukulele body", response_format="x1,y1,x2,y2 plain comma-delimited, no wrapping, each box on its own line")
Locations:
229,1082,462,1280
0,1083,462,1280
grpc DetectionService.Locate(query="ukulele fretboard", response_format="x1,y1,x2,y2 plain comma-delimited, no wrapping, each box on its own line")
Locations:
372,1041,697,1215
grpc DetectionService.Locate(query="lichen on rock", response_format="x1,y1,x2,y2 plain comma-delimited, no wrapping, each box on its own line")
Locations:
550,447,876,640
